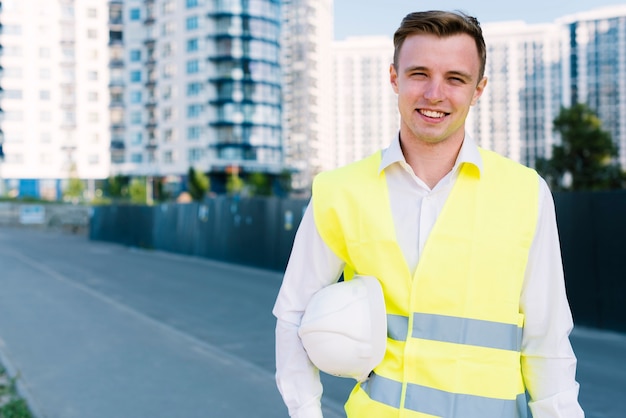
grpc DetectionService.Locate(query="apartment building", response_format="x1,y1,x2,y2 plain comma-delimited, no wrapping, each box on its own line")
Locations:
0,0,111,199
561,6,626,169
280,0,333,195
470,6,626,170
331,36,399,169
468,21,565,168
112,0,284,195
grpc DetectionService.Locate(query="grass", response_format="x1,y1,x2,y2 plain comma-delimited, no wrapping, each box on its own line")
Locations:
0,365,33,418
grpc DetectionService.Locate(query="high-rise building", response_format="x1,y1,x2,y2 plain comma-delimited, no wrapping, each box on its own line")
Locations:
0,0,111,199
470,6,626,170
281,0,333,195
560,6,626,168
331,36,399,169
112,0,284,195
468,21,565,168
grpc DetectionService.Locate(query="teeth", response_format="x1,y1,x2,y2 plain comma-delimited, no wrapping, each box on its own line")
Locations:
420,110,446,118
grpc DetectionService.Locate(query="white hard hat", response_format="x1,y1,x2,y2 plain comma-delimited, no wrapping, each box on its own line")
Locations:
298,275,387,382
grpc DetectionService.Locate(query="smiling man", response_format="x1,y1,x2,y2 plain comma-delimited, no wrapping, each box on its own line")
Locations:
273,10,584,418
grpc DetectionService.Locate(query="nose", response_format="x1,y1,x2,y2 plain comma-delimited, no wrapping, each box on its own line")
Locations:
423,79,444,102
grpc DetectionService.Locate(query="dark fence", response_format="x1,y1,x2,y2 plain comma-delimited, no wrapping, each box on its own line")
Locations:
90,192,626,333
89,197,308,272
554,191,626,333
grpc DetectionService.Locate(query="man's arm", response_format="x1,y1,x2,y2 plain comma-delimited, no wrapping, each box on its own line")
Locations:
520,177,584,417
273,203,345,417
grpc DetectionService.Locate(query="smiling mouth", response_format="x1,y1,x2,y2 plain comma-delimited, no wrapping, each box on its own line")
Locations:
418,109,448,119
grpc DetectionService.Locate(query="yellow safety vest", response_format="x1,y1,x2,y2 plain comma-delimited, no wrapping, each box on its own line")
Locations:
312,149,539,418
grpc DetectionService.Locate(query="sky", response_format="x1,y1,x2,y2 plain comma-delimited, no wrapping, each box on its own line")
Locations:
334,0,626,40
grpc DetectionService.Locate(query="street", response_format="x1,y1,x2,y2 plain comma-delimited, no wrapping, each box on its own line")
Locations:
0,227,624,417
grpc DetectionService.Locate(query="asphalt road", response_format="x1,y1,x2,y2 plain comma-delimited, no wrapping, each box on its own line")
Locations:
0,227,624,417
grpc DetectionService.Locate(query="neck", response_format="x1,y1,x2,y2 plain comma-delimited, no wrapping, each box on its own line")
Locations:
400,133,464,189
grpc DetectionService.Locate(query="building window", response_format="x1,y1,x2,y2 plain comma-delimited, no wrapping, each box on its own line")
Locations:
89,113,99,123
40,132,52,143
131,153,143,163
161,85,173,100
186,82,202,96
88,91,98,102
40,111,52,122
130,50,141,62
186,38,199,52
188,148,203,162
5,67,23,78
186,59,199,74
163,150,174,163
88,71,98,81
186,16,199,30
130,91,142,103
39,47,51,58
87,29,98,39
39,68,51,79
131,132,143,145
186,0,199,8
163,107,173,121
130,111,142,125
87,8,97,18
162,64,175,79
130,70,142,82
40,90,51,100
162,21,175,35
129,8,140,20
5,111,24,121
163,129,174,143
163,0,175,13
5,89,23,99
5,46,22,57
187,126,202,140
162,42,173,57
187,104,202,118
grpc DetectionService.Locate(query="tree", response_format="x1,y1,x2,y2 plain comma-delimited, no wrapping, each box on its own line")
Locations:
187,167,210,201
226,171,244,196
107,175,129,199
535,103,626,191
64,164,85,202
129,177,147,204
247,172,272,196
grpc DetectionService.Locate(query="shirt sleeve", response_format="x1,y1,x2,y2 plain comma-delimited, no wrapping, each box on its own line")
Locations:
520,177,585,417
272,203,345,417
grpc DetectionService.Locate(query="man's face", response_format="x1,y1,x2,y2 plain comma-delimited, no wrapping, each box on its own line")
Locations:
390,33,487,146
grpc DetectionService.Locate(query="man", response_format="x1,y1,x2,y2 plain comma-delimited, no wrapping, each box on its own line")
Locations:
273,10,584,418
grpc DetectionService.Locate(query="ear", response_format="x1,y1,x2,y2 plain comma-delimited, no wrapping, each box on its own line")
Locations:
471,77,488,106
390,64,399,94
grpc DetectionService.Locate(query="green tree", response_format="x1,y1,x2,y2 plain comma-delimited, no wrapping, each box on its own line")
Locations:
129,177,147,204
107,175,129,199
187,167,210,201
536,103,626,191
247,172,272,196
226,172,244,196
64,164,85,201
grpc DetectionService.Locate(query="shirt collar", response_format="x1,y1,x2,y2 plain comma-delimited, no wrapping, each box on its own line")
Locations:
379,133,483,176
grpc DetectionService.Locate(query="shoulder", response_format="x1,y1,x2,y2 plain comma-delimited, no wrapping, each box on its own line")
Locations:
313,151,382,193
479,148,538,180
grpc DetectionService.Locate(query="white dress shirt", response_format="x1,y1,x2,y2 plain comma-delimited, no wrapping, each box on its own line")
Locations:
273,135,584,418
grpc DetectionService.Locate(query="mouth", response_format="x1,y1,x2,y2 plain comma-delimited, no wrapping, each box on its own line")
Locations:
418,109,449,119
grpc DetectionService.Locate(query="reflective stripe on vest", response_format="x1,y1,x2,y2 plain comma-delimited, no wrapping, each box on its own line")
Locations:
388,313,523,351
361,372,529,418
